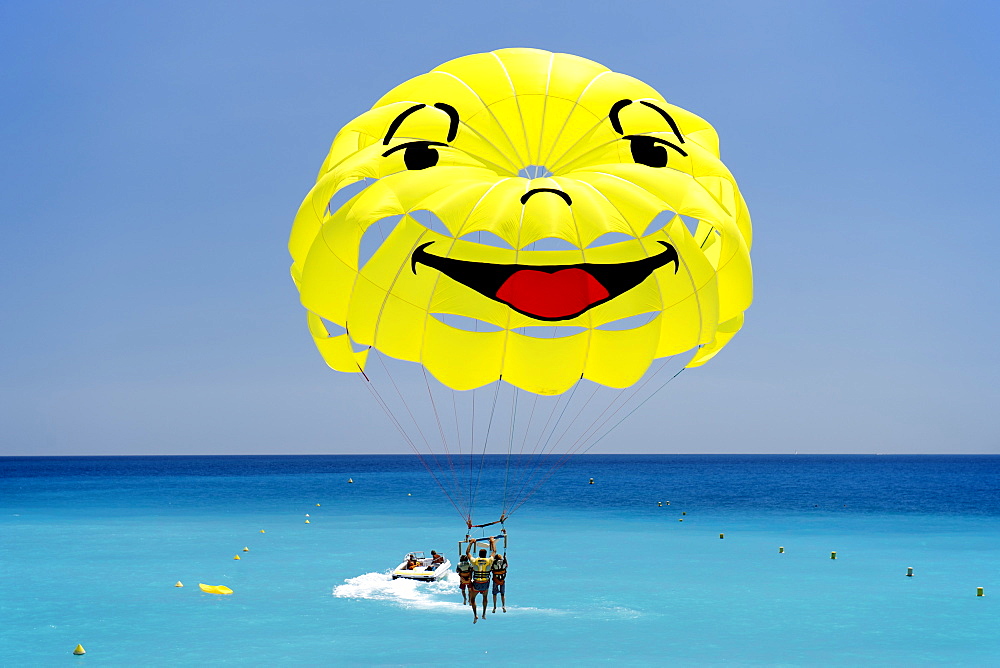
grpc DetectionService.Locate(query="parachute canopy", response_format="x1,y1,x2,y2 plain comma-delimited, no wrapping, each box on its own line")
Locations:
289,48,752,525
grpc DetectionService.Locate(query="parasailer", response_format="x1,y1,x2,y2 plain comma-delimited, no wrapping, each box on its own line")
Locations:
467,536,498,623
289,48,752,538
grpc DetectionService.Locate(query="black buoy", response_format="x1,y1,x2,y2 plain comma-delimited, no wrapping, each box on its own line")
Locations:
589,478,594,484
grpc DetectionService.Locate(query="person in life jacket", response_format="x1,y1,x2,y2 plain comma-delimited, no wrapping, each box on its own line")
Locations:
491,553,508,614
467,537,497,624
455,554,473,605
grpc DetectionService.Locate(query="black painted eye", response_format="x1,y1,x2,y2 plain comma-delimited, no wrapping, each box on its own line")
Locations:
382,141,447,170
629,136,668,167
404,142,439,170
623,135,687,168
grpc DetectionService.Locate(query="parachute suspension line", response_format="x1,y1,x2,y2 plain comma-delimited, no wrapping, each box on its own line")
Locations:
468,374,477,520
505,378,584,514
501,386,520,518
451,389,461,462
511,366,673,516
509,380,581,506
507,381,602,512
513,365,688,515
560,357,673,458
355,365,468,522
504,385,562,515
507,389,540,517
370,351,470,522
421,366,464,508
518,385,576,486
510,367,688,516
582,367,687,455
470,375,503,526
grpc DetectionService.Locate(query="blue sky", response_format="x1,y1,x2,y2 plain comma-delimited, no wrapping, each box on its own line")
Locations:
1,0,997,455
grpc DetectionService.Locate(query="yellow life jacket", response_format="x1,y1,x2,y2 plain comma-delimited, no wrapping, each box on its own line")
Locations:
470,556,493,581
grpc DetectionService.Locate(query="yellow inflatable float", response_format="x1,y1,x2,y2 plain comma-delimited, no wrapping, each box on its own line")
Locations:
198,583,233,595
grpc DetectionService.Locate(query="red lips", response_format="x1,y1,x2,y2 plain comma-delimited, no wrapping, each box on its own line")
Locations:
496,268,610,320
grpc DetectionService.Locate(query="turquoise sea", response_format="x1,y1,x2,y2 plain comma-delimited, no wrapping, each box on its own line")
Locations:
2,455,998,666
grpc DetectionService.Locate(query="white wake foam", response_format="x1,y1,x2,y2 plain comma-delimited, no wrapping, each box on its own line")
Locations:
333,571,467,612
332,571,562,615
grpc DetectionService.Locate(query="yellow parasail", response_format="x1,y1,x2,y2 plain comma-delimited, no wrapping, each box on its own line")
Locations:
290,48,750,395
289,48,752,525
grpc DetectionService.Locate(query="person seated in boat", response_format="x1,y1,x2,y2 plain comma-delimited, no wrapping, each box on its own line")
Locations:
491,553,507,614
467,537,497,623
430,550,445,566
404,554,419,570
456,554,473,605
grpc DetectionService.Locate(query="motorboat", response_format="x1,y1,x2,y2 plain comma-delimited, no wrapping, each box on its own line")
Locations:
391,551,451,581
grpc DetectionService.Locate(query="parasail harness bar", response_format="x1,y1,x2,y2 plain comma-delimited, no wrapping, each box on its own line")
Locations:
466,514,506,530
458,529,508,557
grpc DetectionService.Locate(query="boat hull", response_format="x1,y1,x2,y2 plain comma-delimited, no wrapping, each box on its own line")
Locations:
392,558,452,581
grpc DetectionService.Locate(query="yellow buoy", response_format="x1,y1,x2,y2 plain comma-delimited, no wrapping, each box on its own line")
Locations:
242,547,249,552
305,519,310,523
199,583,234,595
977,587,984,596
174,581,184,587
348,478,354,483
73,644,86,656
260,529,265,533
407,493,411,496
831,551,837,559
234,555,241,560
316,503,321,506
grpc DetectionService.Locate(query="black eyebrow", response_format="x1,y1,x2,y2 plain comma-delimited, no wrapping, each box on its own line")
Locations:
608,99,685,144
638,101,685,144
383,102,461,146
609,99,632,135
433,103,459,142
383,104,426,145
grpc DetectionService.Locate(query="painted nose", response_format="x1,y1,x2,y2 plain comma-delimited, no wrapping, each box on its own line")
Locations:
520,188,572,206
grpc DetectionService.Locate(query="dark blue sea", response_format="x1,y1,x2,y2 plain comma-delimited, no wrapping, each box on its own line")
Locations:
2,455,998,666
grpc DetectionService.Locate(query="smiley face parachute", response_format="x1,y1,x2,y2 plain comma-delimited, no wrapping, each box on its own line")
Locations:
289,48,752,528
